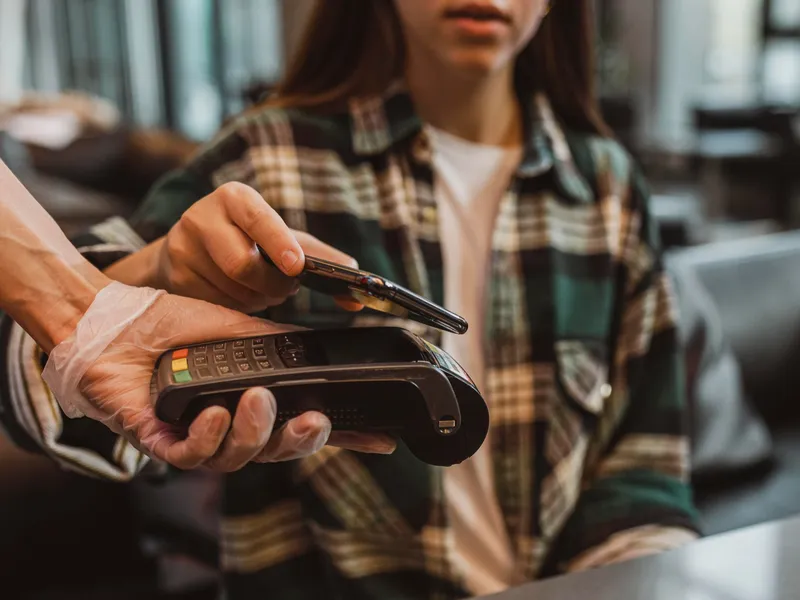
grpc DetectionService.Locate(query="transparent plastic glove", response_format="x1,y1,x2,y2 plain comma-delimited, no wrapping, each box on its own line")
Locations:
42,282,396,471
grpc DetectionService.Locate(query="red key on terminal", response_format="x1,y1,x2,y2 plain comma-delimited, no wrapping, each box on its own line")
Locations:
172,348,189,359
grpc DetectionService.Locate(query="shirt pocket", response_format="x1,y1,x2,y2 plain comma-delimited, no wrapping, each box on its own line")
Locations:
539,339,611,538
553,339,610,417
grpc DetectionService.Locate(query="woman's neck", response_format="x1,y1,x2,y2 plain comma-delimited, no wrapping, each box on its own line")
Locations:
405,61,522,148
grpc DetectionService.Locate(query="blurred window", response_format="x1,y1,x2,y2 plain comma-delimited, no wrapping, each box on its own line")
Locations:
702,0,800,108
703,0,762,105
763,0,800,105
161,0,283,140
18,0,284,139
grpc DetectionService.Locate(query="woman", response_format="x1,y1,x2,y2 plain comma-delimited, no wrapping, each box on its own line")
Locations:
3,1,699,598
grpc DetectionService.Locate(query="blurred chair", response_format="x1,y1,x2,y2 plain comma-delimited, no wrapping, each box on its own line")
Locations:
21,126,199,205
668,230,800,535
2,91,199,206
692,103,800,225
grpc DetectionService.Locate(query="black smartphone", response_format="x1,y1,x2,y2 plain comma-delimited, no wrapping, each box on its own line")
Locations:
257,246,468,335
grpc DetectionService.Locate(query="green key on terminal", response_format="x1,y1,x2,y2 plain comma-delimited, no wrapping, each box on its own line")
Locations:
173,370,192,384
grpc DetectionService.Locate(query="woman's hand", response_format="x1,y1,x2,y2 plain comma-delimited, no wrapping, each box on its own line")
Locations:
108,182,361,313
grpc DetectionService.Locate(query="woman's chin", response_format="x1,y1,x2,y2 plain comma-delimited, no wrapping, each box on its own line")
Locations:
443,48,516,78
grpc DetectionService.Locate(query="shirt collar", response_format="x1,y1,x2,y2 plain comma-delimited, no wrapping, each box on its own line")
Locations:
348,83,593,204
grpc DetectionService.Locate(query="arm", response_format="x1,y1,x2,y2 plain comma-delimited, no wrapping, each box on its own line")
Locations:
0,160,363,478
544,160,700,574
0,161,147,476
0,160,110,352
0,160,131,475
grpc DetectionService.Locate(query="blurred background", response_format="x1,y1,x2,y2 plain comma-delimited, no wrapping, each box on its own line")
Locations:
2,0,800,233
2,1,800,599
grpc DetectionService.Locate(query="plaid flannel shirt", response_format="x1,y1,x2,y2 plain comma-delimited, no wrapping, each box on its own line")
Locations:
0,88,699,599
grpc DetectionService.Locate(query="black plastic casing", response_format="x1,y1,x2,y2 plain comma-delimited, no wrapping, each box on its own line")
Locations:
152,328,489,466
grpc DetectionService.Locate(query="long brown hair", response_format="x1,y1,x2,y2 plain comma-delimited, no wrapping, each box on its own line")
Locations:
272,0,609,136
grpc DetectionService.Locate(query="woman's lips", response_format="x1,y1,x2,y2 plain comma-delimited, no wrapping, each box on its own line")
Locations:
446,17,510,38
443,4,512,38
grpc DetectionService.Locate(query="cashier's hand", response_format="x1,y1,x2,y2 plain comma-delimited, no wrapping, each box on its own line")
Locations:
140,182,363,314
63,289,395,472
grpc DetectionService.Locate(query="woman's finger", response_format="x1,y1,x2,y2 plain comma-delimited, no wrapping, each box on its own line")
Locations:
292,232,364,311
293,230,359,268
327,431,397,454
171,262,262,313
219,183,305,277
192,245,291,311
201,217,297,300
334,296,365,312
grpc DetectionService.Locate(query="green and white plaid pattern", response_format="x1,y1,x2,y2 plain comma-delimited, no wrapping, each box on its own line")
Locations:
0,88,698,600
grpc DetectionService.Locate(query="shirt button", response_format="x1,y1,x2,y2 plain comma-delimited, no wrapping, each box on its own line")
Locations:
422,206,436,223
601,383,613,399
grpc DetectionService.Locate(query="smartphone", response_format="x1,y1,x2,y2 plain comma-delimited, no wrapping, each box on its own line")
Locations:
257,246,468,335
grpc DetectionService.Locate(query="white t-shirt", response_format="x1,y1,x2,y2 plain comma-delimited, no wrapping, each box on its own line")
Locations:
429,126,525,597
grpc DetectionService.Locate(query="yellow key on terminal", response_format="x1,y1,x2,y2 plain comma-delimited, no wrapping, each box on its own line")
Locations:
172,358,189,372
